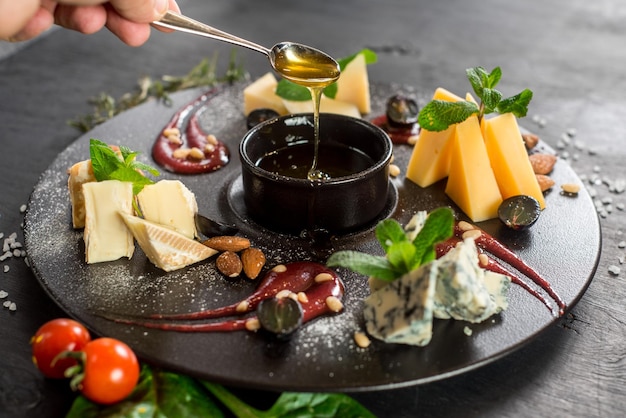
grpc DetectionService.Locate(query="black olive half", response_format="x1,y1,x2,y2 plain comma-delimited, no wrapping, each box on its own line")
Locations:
498,195,541,230
257,296,303,339
386,94,419,126
246,108,280,130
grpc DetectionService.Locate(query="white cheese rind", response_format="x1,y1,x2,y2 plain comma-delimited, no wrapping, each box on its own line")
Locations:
120,213,217,272
82,180,135,263
363,263,437,346
137,180,198,239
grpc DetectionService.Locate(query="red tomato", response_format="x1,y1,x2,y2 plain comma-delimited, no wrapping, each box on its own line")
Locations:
31,318,91,379
78,338,140,405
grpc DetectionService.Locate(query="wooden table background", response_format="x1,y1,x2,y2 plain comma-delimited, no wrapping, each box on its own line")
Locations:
1,0,624,416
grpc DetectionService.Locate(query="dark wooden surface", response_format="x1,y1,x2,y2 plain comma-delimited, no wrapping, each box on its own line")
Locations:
1,0,624,416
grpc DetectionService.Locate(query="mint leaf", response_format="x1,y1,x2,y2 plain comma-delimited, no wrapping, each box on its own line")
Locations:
326,251,399,281
486,66,502,88
89,138,159,194
481,88,503,114
386,241,418,273
417,100,479,132
411,207,455,265
496,88,533,117
375,219,407,252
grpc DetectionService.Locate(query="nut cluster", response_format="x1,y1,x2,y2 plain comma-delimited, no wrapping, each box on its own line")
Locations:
202,236,266,279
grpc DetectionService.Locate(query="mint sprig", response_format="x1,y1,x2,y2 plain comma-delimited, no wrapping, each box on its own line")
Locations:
327,207,455,282
417,66,533,132
274,49,377,102
89,138,159,195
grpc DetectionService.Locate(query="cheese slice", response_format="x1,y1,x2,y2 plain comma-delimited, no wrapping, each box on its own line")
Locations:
334,52,371,114
243,72,288,116
82,180,135,264
363,262,438,346
483,113,546,209
137,180,198,239
445,115,503,222
406,88,463,187
281,95,361,118
120,213,217,272
67,159,95,229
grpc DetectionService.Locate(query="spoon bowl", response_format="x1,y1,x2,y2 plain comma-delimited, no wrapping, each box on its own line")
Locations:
153,12,340,84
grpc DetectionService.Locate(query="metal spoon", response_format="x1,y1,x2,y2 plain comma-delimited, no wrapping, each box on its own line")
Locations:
153,11,340,86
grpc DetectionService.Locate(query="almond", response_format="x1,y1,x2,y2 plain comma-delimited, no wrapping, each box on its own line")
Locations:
216,251,242,278
203,236,251,252
240,247,266,280
522,133,539,150
536,174,555,192
529,153,557,175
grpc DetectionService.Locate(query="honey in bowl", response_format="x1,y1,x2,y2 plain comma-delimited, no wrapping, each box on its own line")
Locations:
239,113,393,235
256,141,375,180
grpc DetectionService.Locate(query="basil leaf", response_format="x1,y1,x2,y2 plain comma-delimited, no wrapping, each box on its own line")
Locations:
417,100,479,132
496,88,533,117
375,218,407,252
326,251,399,281
66,366,225,418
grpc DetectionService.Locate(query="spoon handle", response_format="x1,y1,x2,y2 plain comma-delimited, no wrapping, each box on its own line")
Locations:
153,11,270,56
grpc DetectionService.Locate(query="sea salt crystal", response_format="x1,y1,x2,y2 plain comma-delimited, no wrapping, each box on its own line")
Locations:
19,204,26,213
608,265,621,276
618,241,626,249
0,290,8,298
3,265,8,273
464,326,473,336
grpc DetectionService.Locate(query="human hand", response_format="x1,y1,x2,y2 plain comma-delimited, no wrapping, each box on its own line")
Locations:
0,0,180,46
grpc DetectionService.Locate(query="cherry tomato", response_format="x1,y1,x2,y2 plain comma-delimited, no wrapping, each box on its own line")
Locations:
31,318,91,379
78,338,140,405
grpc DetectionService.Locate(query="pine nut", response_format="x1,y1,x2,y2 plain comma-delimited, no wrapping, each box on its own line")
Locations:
354,331,371,348
315,272,334,283
325,296,343,312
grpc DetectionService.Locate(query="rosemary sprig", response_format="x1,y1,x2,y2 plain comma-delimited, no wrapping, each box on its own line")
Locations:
69,50,247,133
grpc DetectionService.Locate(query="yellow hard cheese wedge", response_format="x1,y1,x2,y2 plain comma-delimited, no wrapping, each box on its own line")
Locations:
83,180,135,264
483,113,546,209
137,180,198,239
334,52,371,114
120,213,217,272
406,87,463,187
281,95,361,118
445,116,503,222
243,72,288,116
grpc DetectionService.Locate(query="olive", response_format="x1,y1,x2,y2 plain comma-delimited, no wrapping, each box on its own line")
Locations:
386,94,419,126
246,108,280,130
257,296,303,339
498,195,541,230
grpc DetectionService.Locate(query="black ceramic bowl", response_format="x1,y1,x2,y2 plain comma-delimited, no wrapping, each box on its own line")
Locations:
239,113,393,235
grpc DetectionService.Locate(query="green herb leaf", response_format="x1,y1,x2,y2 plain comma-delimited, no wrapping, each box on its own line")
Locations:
419,66,532,130
417,100,479,132
326,251,399,281
89,138,159,195
496,88,533,118
386,241,418,273
375,218,408,252
411,207,455,265
69,52,246,133
65,366,225,418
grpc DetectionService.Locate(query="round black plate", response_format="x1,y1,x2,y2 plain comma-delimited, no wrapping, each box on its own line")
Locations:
24,83,601,392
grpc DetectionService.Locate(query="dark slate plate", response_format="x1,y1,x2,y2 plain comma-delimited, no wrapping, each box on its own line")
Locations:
24,83,601,392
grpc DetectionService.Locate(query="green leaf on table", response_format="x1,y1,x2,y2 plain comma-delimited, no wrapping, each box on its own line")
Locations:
202,381,377,418
65,366,225,418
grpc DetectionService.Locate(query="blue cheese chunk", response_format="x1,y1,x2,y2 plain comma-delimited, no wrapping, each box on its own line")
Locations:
363,263,437,346
433,238,509,323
